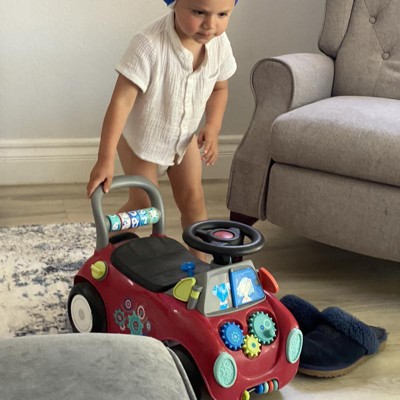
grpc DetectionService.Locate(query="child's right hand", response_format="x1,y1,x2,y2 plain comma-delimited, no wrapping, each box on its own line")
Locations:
86,159,115,198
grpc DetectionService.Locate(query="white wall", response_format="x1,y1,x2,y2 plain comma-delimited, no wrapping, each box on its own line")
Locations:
0,0,325,184
0,0,165,141
227,0,325,133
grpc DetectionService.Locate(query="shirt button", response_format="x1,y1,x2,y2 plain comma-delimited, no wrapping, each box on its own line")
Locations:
369,16,376,23
382,52,390,60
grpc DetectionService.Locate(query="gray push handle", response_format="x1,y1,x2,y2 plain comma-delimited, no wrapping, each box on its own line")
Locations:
91,175,166,250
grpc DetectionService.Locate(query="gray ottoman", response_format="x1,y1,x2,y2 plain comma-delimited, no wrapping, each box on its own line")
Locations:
0,333,196,400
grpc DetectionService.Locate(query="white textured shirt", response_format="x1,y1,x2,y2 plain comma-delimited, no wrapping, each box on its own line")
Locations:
115,11,237,167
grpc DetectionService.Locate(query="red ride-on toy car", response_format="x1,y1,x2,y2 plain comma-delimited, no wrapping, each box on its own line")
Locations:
68,176,302,400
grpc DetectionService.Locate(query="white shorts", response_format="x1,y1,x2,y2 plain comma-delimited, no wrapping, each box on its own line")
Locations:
157,164,170,177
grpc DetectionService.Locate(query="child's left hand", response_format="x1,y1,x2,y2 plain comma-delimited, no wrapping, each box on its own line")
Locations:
197,125,219,166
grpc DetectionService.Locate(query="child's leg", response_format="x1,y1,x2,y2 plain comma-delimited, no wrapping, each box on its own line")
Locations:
117,135,159,213
167,136,208,261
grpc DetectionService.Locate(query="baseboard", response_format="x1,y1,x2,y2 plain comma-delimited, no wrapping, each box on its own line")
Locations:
0,136,241,185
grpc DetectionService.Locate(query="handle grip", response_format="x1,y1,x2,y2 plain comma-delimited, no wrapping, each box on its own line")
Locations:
91,175,166,250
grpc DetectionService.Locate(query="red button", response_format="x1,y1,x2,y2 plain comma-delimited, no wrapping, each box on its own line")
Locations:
214,230,234,239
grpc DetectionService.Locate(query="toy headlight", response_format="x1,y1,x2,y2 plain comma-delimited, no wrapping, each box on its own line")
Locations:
286,328,303,364
213,352,237,388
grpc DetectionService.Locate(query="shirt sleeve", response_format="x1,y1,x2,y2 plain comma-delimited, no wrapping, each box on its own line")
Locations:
217,33,237,81
115,33,154,93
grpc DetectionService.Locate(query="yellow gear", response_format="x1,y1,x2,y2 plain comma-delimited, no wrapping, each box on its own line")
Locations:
242,334,261,358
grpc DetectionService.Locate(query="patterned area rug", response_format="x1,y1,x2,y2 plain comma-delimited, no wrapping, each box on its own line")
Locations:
0,223,96,338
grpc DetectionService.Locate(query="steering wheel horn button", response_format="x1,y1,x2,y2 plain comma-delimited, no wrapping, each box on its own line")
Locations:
213,230,235,240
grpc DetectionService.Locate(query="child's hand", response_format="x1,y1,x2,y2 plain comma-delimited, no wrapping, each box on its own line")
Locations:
86,159,115,198
197,125,219,166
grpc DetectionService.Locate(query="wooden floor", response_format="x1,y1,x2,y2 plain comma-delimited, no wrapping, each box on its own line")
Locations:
1,181,399,400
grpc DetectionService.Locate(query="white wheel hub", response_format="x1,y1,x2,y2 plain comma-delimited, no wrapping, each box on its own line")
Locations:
70,294,93,332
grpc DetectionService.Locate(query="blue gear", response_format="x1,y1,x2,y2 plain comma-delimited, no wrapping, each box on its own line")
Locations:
220,322,244,351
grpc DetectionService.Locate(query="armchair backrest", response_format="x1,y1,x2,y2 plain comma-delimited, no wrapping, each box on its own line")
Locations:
318,0,400,100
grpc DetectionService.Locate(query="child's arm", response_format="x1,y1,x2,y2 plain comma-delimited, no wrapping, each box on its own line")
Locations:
197,80,229,166
87,74,139,197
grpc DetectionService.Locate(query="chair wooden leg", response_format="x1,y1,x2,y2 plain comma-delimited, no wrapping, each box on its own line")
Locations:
229,211,258,227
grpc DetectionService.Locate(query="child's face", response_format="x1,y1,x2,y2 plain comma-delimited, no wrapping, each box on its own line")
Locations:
174,0,235,45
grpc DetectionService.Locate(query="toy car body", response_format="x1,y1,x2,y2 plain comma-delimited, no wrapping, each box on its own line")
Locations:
68,176,302,400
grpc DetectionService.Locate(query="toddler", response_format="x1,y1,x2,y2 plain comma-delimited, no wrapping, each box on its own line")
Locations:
87,0,238,260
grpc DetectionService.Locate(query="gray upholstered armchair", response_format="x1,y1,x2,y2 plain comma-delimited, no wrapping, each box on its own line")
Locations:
227,0,400,262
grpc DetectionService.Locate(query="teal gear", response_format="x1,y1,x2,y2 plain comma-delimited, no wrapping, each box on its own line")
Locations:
220,322,244,351
127,312,144,335
113,309,126,328
248,311,277,345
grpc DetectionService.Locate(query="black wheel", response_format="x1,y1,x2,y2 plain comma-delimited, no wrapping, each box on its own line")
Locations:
68,282,107,333
170,345,204,400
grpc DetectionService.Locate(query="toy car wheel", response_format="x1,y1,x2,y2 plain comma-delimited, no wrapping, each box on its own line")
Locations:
68,282,107,333
170,345,203,400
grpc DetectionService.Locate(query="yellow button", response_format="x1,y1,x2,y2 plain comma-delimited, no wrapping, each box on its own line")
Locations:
242,390,250,400
91,261,107,280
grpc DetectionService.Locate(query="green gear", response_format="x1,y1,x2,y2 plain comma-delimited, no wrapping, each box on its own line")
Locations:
248,311,277,345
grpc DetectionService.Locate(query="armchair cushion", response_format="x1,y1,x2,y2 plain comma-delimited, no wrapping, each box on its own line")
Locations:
332,0,400,99
271,96,400,187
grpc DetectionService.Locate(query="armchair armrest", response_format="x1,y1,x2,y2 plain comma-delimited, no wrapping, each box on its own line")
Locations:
253,52,334,113
227,53,334,220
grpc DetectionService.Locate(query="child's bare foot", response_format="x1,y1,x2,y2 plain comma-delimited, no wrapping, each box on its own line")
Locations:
190,248,208,263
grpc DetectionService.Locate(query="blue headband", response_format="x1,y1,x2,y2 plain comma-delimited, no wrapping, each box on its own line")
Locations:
164,0,238,6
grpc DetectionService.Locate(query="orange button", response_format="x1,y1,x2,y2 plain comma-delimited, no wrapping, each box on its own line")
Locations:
258,267,279,293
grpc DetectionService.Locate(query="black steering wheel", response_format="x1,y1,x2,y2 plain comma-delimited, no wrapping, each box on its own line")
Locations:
182,220,265,260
